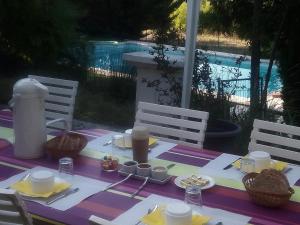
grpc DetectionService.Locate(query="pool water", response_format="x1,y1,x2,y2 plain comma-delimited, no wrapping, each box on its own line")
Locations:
89,41,281,95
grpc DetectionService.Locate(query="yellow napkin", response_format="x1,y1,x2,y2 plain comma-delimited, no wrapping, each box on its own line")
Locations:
10,180,71,198
141,207,210,225
117,137,158,148
232,158,287,172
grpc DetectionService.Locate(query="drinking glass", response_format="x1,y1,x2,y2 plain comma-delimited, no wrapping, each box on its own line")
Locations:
240,158,255,173
131,126,149,163
111,134,124,155
184,185,203,210
59,157,74,181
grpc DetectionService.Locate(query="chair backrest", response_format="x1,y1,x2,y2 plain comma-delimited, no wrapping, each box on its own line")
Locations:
89,215,117,225
134,102,209,149
28,75,78,131
0,188,32,225
248,119,300,162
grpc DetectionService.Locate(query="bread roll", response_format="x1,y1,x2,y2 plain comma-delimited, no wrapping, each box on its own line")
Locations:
252,169,290,194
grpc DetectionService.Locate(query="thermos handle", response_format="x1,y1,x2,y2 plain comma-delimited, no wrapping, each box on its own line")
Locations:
8,94,21,112
46,118,70,132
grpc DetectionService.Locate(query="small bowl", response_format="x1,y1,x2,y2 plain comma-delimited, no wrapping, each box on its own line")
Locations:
100,156,119,172
30,170,55,194
121,161,138,174
137,163,151,177
151,166,168,180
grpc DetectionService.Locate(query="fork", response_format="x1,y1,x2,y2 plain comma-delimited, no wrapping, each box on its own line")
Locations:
134,205,158,225
18,173,30,182
5,173,30,190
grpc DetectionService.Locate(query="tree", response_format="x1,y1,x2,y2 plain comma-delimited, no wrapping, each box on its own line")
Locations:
173,0,217,34
203,0,300,125
250,0,262,116
206,0,288,117
277,1,300,125
79,0,183,39
0,0,80,70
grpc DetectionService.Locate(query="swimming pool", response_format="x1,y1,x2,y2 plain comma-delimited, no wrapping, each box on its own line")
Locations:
89,41,281,95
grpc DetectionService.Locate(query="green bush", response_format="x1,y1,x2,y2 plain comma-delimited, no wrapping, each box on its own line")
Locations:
0,0,80,69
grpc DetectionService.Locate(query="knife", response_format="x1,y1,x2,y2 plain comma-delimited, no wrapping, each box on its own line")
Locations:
284,167,292,174
103,140,112,146
223,158,241,170
166,163,176,170
103,173,133,191
46,187,79,205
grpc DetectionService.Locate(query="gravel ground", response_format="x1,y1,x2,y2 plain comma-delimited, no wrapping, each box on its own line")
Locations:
1,104,127,132
72,119,127,132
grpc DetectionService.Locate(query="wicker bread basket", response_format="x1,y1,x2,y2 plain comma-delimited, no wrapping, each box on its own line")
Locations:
242,173,294,208
44,133,87,159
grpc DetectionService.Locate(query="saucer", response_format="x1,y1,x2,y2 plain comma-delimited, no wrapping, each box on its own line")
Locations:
10,176,71,198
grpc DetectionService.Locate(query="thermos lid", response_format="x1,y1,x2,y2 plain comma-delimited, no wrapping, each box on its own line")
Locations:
13,78,48,98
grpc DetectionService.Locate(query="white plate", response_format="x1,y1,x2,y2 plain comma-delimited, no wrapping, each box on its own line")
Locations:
174,175,215,190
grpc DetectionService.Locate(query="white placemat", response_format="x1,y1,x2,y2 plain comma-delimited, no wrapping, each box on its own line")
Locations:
200,153,300,186
87,133,176,159
200,153,243,180
0,166,111,211
113,194,251,225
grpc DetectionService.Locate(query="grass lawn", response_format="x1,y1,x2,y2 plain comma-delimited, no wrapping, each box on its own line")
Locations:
74,85,135,128
198,33,249,55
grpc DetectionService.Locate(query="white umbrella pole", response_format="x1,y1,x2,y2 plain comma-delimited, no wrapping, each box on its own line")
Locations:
181,0,201,108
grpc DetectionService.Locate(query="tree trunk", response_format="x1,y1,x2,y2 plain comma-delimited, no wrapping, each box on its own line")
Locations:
250,0,262,117
261,11,288,117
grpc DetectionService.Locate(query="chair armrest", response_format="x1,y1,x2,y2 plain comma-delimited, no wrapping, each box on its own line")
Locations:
46,118,70,131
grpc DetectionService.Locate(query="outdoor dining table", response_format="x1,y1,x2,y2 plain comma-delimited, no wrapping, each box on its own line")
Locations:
0,110,300,225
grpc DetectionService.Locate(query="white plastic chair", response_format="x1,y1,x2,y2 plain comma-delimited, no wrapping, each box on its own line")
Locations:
89,215,117,225
248,119,300,162
134,101,209,149
28,75,78,131
0,188,33,225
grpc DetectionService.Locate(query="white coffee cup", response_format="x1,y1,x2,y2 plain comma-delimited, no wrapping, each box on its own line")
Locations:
125,129,132,134
165,203,192,225
249,151,271,172
30,170,55,194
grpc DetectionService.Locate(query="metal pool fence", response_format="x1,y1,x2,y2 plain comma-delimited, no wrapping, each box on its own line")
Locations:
87,41,142,81
218,78,263,106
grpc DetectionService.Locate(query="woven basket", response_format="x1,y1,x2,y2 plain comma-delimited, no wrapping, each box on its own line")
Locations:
242,173,294,208
44,133,87,159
